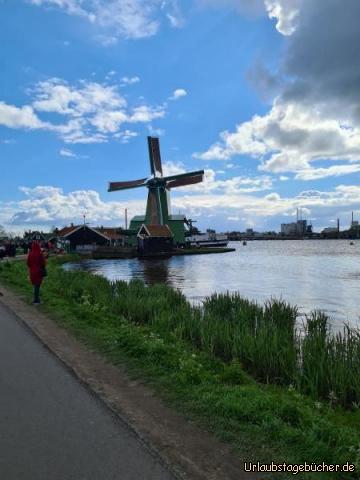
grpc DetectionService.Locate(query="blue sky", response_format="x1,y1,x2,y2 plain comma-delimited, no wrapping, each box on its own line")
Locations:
1,0,360,233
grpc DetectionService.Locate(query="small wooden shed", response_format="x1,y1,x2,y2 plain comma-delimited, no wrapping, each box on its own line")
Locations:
137,224,173,256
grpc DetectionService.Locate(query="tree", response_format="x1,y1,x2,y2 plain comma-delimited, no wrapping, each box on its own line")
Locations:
0,225,7,239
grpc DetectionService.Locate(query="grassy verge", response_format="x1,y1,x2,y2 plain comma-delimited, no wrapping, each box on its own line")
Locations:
0,255,359,479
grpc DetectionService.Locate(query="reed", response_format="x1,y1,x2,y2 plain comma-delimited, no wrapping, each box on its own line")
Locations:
1,259,359,408
300,312,360,407
51,268,360,407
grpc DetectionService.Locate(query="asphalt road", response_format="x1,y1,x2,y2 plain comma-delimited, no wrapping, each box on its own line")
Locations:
0,302,176,480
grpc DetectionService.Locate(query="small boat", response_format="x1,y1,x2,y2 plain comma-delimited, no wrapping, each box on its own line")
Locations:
350,241,355,245
187,232,228,248
242,240,247,246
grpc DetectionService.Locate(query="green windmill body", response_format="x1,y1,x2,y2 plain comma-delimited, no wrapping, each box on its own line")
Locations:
108,137,204,245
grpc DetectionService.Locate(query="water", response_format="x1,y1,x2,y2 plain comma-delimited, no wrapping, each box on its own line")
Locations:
63,240,360,328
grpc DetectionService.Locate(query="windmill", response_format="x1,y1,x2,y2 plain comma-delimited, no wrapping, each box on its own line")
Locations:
108,137,204,227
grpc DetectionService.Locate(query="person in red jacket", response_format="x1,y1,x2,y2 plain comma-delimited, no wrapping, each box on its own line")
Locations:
27,241,46,304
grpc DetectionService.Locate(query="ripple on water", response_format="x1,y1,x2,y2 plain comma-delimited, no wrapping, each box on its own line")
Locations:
63,240,360,329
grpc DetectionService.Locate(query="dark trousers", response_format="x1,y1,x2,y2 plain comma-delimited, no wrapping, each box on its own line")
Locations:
33,284,41,303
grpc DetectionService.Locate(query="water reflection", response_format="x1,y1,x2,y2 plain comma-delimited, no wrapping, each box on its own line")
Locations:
63,240,360,328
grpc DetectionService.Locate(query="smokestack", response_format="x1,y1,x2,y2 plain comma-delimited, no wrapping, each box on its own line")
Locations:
296,208,299,221
337,218,340,232
352,211,354,226
125,208,128,230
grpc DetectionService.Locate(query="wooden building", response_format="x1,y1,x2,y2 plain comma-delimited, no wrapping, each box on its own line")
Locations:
54,225,124,251
137,224,173,256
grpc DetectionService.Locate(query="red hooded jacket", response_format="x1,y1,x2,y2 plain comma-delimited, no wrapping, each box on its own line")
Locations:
27,242,46,285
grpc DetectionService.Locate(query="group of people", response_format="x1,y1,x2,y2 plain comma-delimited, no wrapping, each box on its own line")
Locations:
0,242,17,259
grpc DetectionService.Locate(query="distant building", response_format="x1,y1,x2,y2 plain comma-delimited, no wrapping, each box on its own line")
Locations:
281,220,307,236
23,230,49,244
52,225,125,251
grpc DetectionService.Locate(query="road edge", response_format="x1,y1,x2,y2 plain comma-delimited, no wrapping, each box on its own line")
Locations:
0,282,254,480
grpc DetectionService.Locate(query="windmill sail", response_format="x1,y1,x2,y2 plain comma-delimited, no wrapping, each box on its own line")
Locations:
108,178,147,192
147,136,163,177
165,172,204,189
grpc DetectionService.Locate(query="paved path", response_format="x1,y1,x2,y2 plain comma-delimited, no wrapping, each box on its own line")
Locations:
0,302,176,480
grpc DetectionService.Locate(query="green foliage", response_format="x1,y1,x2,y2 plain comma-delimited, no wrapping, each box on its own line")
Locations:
1,257,359,478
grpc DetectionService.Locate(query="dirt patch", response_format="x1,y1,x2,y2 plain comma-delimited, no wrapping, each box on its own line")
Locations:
0,283,259,480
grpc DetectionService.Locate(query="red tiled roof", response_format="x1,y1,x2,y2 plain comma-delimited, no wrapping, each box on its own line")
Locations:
96,228,124,240
56,225,79,237
140,224,173,238
54,225,124,240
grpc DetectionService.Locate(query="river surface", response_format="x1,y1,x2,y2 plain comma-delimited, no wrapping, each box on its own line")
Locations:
64,240,360,328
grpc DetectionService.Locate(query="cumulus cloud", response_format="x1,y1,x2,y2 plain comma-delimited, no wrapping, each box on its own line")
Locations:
198,0,300,34
169,89,187,101
162,161,187,177
0,77,167,144
163,162,273,194
0,102,46,130
295,164,360,181
264,0,301,35
8,185,145,227
197,0,360,180
28,0,183,41
3,181,360,233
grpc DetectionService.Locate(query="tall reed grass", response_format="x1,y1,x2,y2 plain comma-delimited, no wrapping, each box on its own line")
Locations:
16,263,360,408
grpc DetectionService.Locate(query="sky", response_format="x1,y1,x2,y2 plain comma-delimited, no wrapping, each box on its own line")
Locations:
1,0,360,234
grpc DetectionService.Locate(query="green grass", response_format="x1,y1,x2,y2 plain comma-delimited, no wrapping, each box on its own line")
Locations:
0,256,359,479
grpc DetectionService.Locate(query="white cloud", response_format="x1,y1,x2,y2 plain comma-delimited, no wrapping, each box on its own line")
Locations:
3,181,360,233
7,185,145,227
197,0,300,35
163,0,184,27
33,79,127,115
0,102,46,129
163,164,273,194
295,164,360,181
29,0,93,19
162,161,186,177
197,100,360,175
60,148,76,157
148,125,165,136
28,0,184,41
169,89,187,101
113,129,139,144
129,105,165,123
120,76,140,86
264,0,301,36
197,1,360,182
0,77,167,144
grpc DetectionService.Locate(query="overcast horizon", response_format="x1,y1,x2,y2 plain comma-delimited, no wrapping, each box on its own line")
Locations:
1,0,360,234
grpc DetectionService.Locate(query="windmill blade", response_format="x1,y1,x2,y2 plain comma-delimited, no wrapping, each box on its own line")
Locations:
164,170,204,189
108,178,148,192
166,174,204,189
147,136,163,177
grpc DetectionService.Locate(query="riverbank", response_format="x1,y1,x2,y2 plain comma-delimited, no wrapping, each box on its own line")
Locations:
92,246,235,259
0,255,359,478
